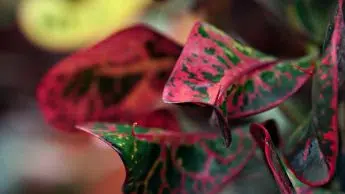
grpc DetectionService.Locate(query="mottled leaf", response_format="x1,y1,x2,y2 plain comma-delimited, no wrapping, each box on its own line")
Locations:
282,1,341,185
322,2,345,87
78,123,256,194
250,0,342,186
36,24,182,131
250,123,344,194
163,22,315,145
226,53,315,119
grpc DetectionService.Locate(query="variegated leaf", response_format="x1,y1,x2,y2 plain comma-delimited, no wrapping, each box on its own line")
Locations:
282,1,341,185
250,123,344,194
78,123,256,194
163,22,315,145
250,0,342,186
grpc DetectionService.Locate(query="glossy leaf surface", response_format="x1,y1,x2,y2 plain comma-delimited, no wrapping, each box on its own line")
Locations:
37,24,182,131
79,123,255,194
163,22,315,145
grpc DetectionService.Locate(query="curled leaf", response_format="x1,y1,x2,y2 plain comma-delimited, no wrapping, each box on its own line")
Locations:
37,24,182,131
250,0,342,186
250,123,344,194
250,123,296,194
78,123,256,194
283,1,341,185
163,22,315,145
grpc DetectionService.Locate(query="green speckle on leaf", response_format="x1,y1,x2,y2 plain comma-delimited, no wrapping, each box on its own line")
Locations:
244,80,254,93
212,64,224,74
217,56,229,68
176,145,207,172
196,86,209,101
183,81,209,101
224,51,240,65
198,25,209,38
205,47,216,55
232,86,243,105
182,64,199,80
260,71,275,85
202,72,223,83
214,40,227,48
215,40,240,65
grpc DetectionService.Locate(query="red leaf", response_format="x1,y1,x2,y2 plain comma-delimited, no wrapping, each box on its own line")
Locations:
162,22,314,146
36,24,182,131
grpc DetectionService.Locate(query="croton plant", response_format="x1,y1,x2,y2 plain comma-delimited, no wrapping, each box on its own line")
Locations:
36,0,345,193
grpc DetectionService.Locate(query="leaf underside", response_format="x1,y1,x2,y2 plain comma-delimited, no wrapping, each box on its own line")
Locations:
79,123,256,194
36,24,182,131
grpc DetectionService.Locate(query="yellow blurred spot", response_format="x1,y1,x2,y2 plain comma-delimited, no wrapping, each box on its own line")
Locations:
17,0,151,52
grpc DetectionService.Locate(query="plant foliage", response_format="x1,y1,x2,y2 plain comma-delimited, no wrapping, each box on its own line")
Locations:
36,0,345,193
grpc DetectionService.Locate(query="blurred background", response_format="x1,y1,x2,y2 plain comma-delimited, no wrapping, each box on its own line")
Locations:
0,0,318,193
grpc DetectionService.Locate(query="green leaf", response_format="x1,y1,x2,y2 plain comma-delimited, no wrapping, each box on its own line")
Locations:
78,123,256,194
287,0,337,43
